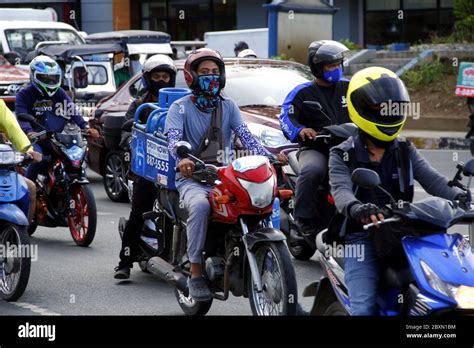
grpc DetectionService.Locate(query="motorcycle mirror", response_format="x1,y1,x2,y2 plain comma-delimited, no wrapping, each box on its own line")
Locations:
16,113,36,123
303,101,323,110
463,158,474,177
174,141,192,158
351,168,381,189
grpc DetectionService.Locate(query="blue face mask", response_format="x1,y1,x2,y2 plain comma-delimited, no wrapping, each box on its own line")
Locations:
323,66,342,84
197,74,220,96
192,74,221,112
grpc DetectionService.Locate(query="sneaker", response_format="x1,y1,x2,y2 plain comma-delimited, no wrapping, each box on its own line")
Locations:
114,265,130,279
187,276,212,302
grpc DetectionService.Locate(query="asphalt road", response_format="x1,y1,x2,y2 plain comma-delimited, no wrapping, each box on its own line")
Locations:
0,149,472,316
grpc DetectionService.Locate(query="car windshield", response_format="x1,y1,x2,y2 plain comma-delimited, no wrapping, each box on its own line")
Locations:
5,29,84,63
223,65,313,107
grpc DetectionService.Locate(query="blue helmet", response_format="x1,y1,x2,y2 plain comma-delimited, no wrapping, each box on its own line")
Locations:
29,55,62,97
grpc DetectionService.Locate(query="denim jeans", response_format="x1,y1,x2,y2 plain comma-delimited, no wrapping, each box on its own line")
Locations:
344,232,380,315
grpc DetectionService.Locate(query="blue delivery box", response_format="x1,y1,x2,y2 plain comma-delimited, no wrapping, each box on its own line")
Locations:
131,88,192,190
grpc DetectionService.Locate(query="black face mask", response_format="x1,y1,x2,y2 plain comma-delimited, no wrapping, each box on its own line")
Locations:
360,130,394,149
149,80,173,96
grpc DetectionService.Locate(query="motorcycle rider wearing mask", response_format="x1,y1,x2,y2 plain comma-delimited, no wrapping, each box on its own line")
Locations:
329,67,466,315
279,40,350,243
15,55,99,183
114,54,178,279
164,48,282,301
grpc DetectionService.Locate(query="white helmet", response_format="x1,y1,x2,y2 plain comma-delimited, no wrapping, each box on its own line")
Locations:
237,49,257,58
142,54,177,89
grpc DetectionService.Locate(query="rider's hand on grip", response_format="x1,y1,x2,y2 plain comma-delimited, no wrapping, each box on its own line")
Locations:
350,203,385,227
178,158,195,178
298,128,317,141
26,150,42,164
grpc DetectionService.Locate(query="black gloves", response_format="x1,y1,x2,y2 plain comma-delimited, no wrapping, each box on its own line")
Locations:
350,203,384,223
455,192,470,209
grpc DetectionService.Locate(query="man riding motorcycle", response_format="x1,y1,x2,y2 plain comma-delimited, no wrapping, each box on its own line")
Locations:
328,67,466,315
0,100,42,223
164,48,282,301
114,54,177,279
15,55,99,182
279,40,351,242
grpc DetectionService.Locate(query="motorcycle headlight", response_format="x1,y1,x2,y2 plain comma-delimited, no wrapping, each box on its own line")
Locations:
420,260,453,298
452,285,474,309
238,176,275,208
247,123,291,148
0,150,23,165
63,145,85,162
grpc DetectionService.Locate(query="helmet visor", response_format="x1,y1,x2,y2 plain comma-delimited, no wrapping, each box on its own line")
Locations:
351,76,410,125
35,72,61,88
312,41,349,65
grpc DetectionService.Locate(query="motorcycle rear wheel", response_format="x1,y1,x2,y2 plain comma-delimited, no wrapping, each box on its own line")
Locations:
323,301,348,316
0,223,31,301
174,288,213,316
68,185,97,247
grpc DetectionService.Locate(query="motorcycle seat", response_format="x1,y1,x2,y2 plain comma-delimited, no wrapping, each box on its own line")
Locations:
288,151,300,176
317,230,344,269
381,267,413,290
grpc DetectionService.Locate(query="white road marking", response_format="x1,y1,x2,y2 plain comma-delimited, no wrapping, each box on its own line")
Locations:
12,302,61,316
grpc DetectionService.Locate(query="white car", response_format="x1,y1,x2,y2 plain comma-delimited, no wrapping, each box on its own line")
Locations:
0,20,85,67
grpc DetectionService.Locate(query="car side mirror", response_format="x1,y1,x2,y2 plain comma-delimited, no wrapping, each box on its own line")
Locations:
174,141,192,158
73,66,89,89
351,168,381,189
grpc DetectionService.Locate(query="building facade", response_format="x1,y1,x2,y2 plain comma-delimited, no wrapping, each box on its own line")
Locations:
0,0,456,47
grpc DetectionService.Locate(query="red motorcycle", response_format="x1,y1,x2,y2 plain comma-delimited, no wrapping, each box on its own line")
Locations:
120,141,297,316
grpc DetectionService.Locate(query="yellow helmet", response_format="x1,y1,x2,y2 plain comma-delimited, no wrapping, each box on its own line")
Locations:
347,67,410,142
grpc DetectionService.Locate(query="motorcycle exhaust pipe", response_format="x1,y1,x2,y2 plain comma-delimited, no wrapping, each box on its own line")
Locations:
147,256,187,292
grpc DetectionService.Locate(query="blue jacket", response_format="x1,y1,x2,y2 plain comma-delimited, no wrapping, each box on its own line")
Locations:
279,79,350,144
15,85,87,134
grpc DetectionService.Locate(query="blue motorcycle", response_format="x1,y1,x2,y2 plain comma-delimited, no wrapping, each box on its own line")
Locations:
0,143,32,301
303,160,474,315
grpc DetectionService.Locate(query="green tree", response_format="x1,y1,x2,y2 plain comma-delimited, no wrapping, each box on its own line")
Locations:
454,0,474,42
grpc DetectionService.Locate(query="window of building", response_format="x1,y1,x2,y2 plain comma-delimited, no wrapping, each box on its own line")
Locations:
403,0,437,9
364,0,455,45
366,0,400,11
139,0,236,41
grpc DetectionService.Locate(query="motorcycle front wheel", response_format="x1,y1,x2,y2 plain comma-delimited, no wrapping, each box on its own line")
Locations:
248,242,298,316
0,223,31,301
68,185,97,247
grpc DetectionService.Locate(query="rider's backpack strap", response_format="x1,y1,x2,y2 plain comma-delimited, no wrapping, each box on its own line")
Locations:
195,103,223,164
396,138,414,202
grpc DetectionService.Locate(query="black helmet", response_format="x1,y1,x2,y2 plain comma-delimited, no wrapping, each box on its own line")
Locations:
308,40,349,78
234,41,249,56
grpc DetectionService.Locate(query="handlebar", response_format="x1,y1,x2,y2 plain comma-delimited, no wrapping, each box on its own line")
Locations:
363,217,401,230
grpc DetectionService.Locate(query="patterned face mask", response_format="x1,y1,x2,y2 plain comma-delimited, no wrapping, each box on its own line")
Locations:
192,74,221,112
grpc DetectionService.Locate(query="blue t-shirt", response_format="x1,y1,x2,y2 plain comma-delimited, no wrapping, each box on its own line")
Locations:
15,85,87,134
164,95,245,155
